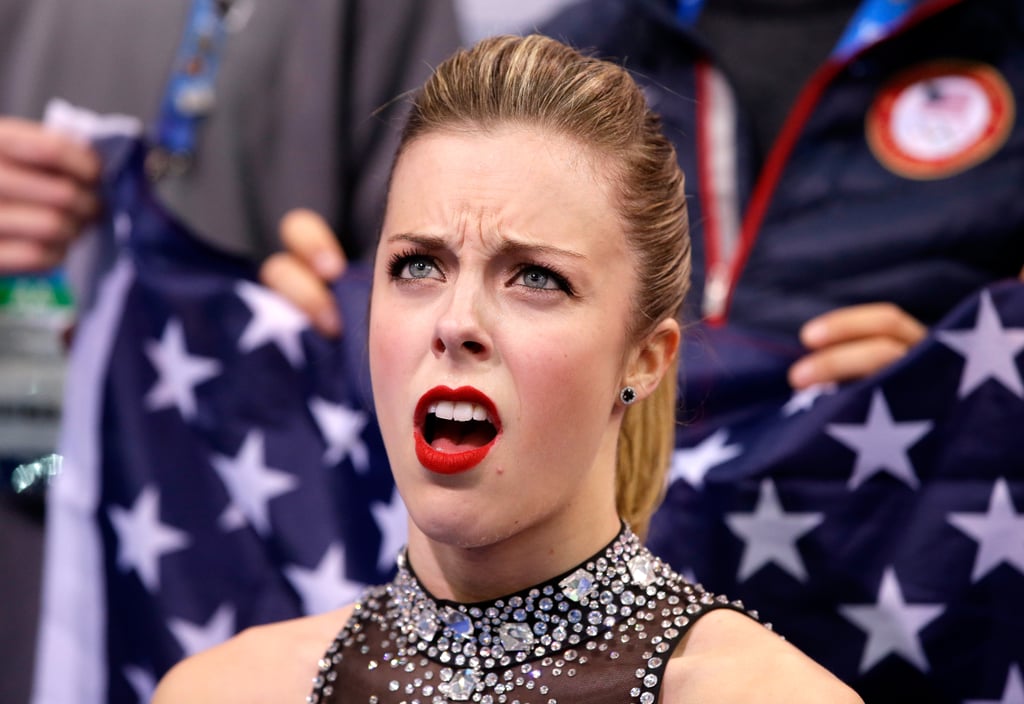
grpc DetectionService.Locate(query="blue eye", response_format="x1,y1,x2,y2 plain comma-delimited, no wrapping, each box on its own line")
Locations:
389,253,443,281
519,268,555,289
403,258,436,279
514,265,571,293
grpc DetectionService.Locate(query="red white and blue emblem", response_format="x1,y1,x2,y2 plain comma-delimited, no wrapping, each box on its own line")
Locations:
867,60,1015,180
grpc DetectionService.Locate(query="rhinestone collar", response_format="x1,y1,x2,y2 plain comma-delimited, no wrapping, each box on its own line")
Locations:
308,525,757,703
389,525,658,672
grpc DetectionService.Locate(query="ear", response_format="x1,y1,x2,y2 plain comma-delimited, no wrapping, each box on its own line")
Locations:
622,318,681,402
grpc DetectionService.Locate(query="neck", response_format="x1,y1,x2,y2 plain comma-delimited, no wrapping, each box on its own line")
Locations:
406,511,622,603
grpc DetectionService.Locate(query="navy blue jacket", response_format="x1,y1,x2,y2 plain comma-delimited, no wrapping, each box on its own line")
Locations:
543,0,1024,338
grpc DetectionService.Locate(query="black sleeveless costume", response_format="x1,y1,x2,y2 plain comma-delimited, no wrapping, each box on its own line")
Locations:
308,526,761,703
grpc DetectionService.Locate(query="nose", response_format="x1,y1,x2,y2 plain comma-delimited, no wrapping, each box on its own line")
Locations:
432,280,492,361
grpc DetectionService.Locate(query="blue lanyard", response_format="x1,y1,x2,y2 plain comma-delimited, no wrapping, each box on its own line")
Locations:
149,0,231,177
833,0,922,58
676,0,921,58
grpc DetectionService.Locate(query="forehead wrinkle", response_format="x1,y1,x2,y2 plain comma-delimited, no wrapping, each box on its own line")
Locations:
445,201,505,253
382,211,501,255
384,227,588,265
457,208,591,262
463,204,592,262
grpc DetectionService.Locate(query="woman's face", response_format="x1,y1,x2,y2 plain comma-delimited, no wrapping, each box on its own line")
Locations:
369,126,639,551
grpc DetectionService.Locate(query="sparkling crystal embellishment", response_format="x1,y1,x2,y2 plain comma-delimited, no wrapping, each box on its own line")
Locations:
559,568,597,602
445,668,480,701
443,608,474,640
308,525,762,704
627,554,657,587
414,607,439,641
499,622,535,651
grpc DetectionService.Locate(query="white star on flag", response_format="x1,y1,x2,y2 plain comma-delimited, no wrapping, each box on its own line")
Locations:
826,390,932,490
309,397,370,472
284,543,365,615
937,290,1024,399
948,478,1024,582
725,479,824,582
965,665,1024,704
168,604,236,657
108,485,190,592
782,382,838,416
123,666,156,703
839,567,945,674
211,430,299,535
236,281,309,367
669,428,743,488
144,318,221,420
371,488,409,573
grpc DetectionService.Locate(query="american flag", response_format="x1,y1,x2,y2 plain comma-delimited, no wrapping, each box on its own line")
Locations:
33,130,1024,704
32,129,399,704
649,282,1024,703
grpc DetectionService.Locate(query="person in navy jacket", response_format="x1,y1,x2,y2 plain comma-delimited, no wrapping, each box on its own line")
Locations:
538,0,1024,390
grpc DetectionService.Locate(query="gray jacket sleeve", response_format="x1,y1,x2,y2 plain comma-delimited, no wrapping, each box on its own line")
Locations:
0,0,461,260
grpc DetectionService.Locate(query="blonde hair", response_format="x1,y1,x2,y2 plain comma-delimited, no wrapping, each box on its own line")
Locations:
397,34,692,536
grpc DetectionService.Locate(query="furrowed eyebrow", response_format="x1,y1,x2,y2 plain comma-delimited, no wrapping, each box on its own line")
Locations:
384,232,586,261
385,233,448,249
497,239,586,261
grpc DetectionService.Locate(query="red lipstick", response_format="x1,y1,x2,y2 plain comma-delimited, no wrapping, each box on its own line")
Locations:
414,386,501,474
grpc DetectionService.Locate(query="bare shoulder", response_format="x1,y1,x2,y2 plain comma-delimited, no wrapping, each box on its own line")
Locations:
152,604,354,704
661,608,863,704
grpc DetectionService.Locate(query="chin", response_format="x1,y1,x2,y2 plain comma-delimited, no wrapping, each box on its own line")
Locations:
407,496,522,552
410,508,495,549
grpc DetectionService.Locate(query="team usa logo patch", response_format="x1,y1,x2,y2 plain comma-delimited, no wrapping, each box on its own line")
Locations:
866,60,1015,180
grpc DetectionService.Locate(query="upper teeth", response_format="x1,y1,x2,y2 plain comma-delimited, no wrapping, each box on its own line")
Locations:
429,401,490,422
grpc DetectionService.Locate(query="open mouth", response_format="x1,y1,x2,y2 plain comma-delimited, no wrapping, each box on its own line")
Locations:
422,400,499,451
414,387,501,474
